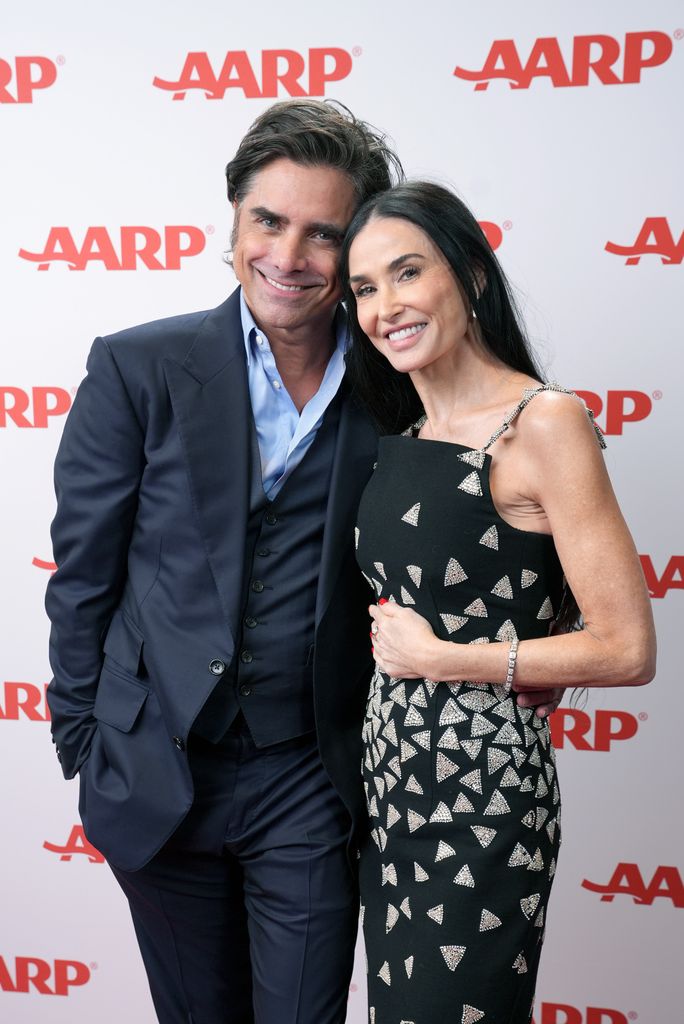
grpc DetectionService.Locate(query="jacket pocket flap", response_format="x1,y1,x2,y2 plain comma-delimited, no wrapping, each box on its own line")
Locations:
94,670,148,732
103,612,144,674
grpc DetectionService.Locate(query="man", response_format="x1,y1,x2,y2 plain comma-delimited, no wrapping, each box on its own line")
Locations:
46,100,561,1024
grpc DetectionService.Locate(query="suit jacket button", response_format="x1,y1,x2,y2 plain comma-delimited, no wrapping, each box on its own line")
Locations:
173,736,185,751
209,659,225,675
251,579,264,593
239,684,251,697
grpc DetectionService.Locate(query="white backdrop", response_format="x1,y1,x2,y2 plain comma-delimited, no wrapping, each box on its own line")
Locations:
1,1,682,1021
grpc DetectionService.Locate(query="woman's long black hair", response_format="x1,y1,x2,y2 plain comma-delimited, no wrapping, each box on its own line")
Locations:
340,181,580,636
339,180,544,436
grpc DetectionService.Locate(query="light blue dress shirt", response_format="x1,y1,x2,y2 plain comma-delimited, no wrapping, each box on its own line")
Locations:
240,291,348,499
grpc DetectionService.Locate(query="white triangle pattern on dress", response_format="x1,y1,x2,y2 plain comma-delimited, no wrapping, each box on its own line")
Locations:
414,861,429,882
427,904,444,924
401,586,415,605
406,564,422,588
386,904,399,932
464,598,488,617
453,792,476,814
378,961,391,986
441,945,466,971
462,1006,485,1024
521,569,538,588
453,863,475,887
405,774,423,795
374,561,387,580
457,449,486,469
401,502,421,526
479,525,499,550
407,809,426,832
479,909,502,931
471,825,497,848
404,955,414,978
458,471,483,496
435,840,457,862
436,752,459,782
440,613,469,634
537,597,554,620
445,557,468,585
430,801,453,823
491,575,514,599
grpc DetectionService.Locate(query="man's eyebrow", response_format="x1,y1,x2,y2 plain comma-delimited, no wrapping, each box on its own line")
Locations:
249,205,284,222
248,207,345,238
349,252,426,283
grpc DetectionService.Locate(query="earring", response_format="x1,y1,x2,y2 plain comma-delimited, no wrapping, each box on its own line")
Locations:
471,308,478,322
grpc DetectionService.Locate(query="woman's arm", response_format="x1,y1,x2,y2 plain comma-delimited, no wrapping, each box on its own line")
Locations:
370,393,656,690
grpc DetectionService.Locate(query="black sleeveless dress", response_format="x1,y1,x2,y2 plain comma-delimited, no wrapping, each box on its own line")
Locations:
355,386,603,1024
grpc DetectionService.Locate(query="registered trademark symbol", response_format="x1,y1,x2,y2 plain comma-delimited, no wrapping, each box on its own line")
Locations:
638,712,648,721
502,220,513,231
205,225,215,235
652,390,662,400
628,1013,638,1021
352,46,363,57
89,962,98,970
674,29,684,41
56,55,66,65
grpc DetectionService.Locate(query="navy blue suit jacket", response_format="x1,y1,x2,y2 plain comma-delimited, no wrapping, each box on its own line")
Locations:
46,289,377,871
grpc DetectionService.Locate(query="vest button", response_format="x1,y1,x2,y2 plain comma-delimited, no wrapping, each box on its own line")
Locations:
173,736,185,751
264,510,277,525
209,659,225,675
240,650,253,664
239,684,251,697
244,616,257,629
251,580,265,593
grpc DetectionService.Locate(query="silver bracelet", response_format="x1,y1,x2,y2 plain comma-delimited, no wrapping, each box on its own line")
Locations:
504,638,519,695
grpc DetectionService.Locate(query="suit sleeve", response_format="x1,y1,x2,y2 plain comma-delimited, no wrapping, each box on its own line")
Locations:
45,336,145,778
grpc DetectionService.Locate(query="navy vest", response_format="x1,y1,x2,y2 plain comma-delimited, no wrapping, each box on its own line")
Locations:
192,393,342,745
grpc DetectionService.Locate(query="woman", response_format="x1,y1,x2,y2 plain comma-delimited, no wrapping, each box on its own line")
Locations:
340,182,656,1023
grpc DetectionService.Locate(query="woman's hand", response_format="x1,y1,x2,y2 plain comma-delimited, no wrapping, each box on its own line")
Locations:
369,600,439,679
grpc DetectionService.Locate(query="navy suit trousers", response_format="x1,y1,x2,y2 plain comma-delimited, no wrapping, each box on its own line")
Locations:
110,718,359,1024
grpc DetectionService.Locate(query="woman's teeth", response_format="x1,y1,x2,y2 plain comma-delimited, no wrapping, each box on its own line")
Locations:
388,324,426,342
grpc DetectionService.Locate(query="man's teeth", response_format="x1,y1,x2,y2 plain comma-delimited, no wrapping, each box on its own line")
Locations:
265,276,304,292
388,324,426,342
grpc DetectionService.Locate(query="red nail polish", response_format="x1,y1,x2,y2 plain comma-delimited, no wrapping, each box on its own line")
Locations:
379,598,388,606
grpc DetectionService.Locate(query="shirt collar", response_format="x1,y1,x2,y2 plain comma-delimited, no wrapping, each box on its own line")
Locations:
239,289,349,367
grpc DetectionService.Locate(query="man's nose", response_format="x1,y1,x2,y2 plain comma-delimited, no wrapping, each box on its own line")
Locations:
271,232,307,273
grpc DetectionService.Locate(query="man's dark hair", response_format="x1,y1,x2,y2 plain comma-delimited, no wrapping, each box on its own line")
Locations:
225,99,404,208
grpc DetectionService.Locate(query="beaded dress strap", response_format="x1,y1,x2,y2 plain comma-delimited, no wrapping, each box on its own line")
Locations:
480,382,607,453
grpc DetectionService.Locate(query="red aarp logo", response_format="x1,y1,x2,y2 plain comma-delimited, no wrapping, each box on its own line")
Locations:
44,826,105,863
639,555,684,599
153,47,353,100
582,863,684,907
573,389,653,435
0,683,50,721
0,56,57,103
0,387,72,427
0,956,91,996
550,708,640,752
454,31,675,90
533,1005,633,1024
479,221,503,251
605,217,684,265
19,225,206,270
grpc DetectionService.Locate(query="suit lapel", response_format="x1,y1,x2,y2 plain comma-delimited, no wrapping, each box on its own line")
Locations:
316,383,378,625
164,290,249,649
